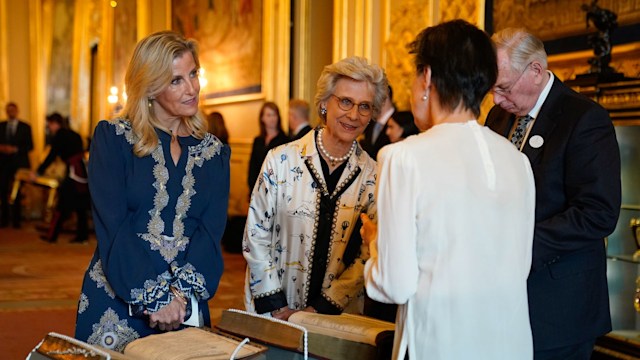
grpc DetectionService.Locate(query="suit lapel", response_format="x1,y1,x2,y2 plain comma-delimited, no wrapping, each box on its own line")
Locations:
373,122,389,148
486,109,515,138
522,79,564,164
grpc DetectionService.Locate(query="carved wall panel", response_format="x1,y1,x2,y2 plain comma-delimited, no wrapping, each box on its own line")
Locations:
493,0,640,41
383,0,484,110
439,0,478,24
384,0,431,111
548,44,640,82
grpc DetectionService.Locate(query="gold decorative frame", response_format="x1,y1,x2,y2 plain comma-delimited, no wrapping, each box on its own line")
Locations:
190,0,290,108
171,0,266,106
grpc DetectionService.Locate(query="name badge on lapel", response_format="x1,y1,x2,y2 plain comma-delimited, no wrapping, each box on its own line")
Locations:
529,135,544,149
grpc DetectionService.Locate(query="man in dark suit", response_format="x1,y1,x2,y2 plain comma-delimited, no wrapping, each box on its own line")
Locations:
360,85,393,159
0,102,33,228
485,28,621,360
288,99,312,141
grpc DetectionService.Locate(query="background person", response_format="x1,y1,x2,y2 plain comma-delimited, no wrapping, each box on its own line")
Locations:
243,56,387,320
362,20,535,359
485,27,621,359
360,85,394,159
206,111,229,144
0,102,33,228
34,113,89,244
246,102,288,191
74,31,230,352
288,98,312,141
385,110,419,143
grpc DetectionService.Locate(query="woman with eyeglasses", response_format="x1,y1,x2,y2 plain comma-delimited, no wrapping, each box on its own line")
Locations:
243,56,387,320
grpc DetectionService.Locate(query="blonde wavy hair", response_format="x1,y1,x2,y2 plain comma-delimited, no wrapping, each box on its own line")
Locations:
314,56,388,122
120,31,207,157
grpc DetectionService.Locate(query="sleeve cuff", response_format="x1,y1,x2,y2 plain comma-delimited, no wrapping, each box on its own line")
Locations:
254,291,287,314
309,295,342,315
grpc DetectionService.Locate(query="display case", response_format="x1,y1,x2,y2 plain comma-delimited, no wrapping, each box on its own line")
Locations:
567,76,640,356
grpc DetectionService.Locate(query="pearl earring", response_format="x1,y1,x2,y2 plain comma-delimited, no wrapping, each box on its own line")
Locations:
422,93,429,101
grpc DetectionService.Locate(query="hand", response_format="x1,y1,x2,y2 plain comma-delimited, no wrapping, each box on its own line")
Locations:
271,306,298,321
29,171,38,183
359,213,377,246
303,306,317,313
147,296,186,331
5,145,17,154
0,144,16,154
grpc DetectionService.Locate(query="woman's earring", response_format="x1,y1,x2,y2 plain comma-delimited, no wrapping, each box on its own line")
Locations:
422,93,429,101
320,107,327,116
148,97,154,108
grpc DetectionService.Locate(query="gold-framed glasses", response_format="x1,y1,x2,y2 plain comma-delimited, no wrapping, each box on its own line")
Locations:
331,94,374,116
493,62,532,96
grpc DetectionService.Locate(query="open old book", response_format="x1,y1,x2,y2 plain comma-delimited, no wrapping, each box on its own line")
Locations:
216,309,395,360
122,327,267,360
28,329,267,360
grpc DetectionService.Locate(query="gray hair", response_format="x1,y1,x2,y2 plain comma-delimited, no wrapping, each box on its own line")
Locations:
492,28,548,73
313,56,388,121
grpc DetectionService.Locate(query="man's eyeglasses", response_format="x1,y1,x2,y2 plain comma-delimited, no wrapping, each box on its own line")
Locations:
331,94,374,117
493,62,532,96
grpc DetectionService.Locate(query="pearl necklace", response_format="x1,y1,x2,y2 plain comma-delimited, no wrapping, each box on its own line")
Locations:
316,128,356,166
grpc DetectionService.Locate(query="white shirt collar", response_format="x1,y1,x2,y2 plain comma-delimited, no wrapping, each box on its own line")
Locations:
293,122,310,135
375,107,395,125
528,70,554,119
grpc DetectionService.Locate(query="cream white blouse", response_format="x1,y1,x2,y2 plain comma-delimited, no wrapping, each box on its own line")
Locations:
365,120,535,360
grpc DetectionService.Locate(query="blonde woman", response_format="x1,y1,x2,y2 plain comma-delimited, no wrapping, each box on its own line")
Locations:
75,31,230,352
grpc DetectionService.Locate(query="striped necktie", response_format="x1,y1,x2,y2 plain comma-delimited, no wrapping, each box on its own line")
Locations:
510,115,533,149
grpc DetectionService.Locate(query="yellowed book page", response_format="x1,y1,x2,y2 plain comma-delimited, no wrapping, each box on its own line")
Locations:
123,327,265,360
288,312,395,346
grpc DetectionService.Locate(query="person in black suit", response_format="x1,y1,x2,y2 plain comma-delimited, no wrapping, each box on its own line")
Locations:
485,28,621,360
0,102,33,228
288,99,312,141
247,102,289,191
34,113,89,243
360,85,394,159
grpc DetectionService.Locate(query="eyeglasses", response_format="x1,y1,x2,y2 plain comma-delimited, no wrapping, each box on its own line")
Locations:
493,62,532,96
330,94,374,117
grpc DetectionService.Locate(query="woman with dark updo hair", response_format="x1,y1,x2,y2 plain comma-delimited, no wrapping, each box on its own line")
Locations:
361,20,535,359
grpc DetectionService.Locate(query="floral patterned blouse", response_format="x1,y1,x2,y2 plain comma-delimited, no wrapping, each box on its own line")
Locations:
243,129,377,315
